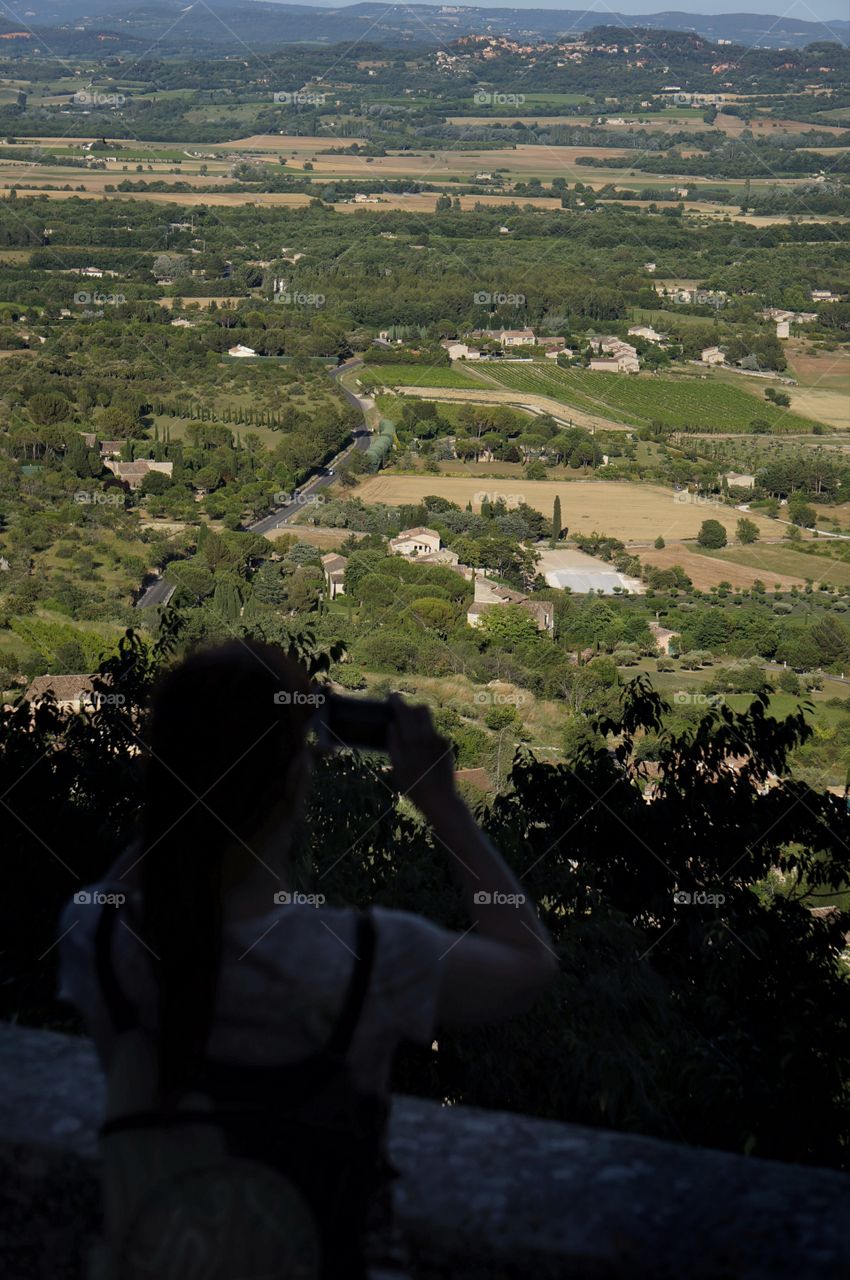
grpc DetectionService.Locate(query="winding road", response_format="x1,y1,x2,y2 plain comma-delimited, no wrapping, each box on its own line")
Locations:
135,359,373,606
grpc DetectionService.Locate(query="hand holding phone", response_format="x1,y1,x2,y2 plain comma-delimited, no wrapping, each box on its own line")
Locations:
385,694,457,819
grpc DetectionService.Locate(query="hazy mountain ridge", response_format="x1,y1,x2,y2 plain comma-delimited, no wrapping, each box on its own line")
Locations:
2,0,846,51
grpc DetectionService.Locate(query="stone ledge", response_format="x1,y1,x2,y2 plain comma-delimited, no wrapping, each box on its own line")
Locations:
1,1023,850,1279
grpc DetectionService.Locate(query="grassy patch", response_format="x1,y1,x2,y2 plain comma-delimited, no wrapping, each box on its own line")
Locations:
470,360,823,433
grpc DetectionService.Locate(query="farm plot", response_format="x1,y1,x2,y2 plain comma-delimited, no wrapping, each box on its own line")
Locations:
357,363,483,391
352,477,779,542
470,361,823,433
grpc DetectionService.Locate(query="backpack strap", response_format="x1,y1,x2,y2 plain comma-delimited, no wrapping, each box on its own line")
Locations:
94,899,139,1035
323,912,376,1059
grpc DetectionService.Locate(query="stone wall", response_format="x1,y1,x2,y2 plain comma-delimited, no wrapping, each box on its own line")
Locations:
1,1023,849,1280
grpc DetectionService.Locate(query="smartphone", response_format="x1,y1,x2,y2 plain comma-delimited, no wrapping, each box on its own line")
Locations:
315,693,395,752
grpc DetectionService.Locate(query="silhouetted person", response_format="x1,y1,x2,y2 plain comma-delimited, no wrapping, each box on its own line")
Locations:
60,640,555,1278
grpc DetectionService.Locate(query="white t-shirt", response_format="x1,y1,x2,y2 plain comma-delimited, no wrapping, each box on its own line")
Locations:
58,883,456,1098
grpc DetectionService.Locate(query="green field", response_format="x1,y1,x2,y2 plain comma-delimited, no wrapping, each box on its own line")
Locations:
465,361,823,433
705,544,850,587
357,363,483,390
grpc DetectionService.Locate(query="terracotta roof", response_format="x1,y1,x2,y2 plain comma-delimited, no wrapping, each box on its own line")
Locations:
25,675,96,702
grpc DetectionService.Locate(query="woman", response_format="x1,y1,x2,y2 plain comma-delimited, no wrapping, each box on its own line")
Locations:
59,640,556,1278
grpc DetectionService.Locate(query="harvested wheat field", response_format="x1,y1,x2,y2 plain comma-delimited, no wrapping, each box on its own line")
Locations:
353,478,779,543
640,544,806,591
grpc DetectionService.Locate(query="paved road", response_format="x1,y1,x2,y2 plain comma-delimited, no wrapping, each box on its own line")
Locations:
135,577,176,610
248,359,372,536
135,360,373,604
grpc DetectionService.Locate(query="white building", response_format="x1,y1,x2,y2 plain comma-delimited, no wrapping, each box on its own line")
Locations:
389,527,442,557
440,340,481,360
466,577,554,635
590,355,639,374
321,553,347,599
628,325,663,343
701,346,725,366
500,328,536,347
227,344,256,358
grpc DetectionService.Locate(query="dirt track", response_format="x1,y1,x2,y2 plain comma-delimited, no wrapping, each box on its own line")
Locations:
392,385,631,434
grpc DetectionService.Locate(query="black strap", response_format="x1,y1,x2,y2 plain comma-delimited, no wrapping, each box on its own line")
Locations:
94,900,139,1035
323,912,376,1059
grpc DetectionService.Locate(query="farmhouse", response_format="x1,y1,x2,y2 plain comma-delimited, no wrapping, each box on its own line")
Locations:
725,471,756,489
811,289,841,302
537,336,566,353
701,346,725,365
227,344,256,358
389,527,442,557
628,325,664,343
500,328,536,348
104,460,173,490
321,553,347,599
24,675,98,713
589,349,640,374
467,577,554,634
440,340,481,360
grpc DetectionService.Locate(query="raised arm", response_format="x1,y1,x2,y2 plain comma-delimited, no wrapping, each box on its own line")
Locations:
387,696,557,1025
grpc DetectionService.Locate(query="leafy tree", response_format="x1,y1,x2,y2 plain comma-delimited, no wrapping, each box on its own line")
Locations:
697,519,727,549
736,518,760,545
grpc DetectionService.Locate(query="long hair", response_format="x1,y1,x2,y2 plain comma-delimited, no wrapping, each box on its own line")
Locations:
139,640,314,1099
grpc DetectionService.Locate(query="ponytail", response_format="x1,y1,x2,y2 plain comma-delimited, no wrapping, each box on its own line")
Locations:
139,641,313,1099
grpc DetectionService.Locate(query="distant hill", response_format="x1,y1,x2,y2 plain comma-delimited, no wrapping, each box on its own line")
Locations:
6,1,848,51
